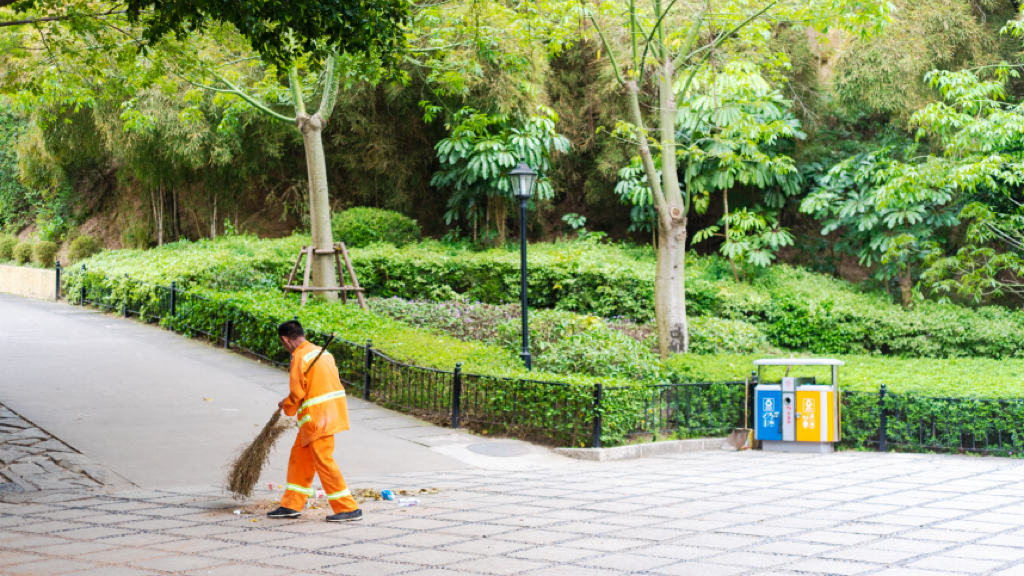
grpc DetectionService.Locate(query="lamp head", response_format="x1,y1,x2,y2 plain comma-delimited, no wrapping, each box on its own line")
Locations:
508,160,538,200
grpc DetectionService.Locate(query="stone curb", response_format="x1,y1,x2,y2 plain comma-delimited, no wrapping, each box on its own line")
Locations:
553,437,727,461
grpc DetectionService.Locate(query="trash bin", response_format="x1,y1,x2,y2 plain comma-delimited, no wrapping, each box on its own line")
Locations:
753,359,843,453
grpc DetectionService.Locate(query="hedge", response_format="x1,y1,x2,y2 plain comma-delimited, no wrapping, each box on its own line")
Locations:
72,235,1024,362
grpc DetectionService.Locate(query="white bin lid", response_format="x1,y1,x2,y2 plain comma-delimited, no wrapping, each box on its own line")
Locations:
753,359,844,366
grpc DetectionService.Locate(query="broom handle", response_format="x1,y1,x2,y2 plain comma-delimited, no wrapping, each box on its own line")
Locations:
303,334,336,376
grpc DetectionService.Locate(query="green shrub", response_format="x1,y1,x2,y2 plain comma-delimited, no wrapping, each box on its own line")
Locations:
689,317,770,354
33,241,57,268
332,207,420,248
13,241,32,264
0,236,16,261
65,234,1024,360
68,235,100,263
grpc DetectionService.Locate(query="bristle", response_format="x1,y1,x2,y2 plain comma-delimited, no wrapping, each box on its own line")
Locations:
225,409,291,500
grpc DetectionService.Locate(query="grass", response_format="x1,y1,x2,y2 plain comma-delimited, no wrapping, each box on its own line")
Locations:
666,353,1024,399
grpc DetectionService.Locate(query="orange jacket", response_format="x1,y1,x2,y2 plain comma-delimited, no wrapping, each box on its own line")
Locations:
282,340,350,446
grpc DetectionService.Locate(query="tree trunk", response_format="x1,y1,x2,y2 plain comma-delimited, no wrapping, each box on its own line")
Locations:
899,272,912,309
724,188,739,282
172,187,179,240
210,195,217,239
157,183,164,246
655,216,688,358
297,112,339,300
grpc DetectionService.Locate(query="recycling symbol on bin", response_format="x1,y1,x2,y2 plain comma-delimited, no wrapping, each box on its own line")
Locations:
762,399,777,428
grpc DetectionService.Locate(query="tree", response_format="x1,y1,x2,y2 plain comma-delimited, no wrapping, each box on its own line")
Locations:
1,0,410,297
870,12,1024,305
801,149,958,308
429,106,570,244
586,0,889,357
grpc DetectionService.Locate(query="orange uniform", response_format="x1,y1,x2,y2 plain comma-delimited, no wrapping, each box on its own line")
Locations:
280,341,358,514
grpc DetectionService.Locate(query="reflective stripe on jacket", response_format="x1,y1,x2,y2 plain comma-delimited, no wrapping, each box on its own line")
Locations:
282,341,350,446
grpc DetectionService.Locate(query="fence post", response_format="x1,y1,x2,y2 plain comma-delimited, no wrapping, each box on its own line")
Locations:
451,363,462,430
363,340,373,400
80,264,87,306
223,319,233,349
592,383,603,448
54,261,61,302
879,383,888,453
170,282,177,317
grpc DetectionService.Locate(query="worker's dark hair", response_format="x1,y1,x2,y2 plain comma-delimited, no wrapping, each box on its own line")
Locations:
277,320,304,339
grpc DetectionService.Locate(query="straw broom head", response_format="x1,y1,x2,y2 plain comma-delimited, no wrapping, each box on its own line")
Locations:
226,408,291,500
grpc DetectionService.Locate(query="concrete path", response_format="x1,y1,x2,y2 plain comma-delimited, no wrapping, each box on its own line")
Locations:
0,294,476,490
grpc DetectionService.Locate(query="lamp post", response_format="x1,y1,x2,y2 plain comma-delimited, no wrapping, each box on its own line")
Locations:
508,160,537,370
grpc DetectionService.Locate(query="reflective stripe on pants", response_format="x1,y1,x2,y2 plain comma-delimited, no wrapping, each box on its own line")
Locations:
280,434,358,514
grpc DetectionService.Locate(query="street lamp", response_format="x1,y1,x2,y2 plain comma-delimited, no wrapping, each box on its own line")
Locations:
508,160,537,370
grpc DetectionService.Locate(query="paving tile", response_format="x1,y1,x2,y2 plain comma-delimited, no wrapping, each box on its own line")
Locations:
650,561,748,576
75,547,169,563
146,538,231,554
901,530,984,543
30,540,115,557
183,566,291,576
324,542,410,558
633,545,716,560
13,521,84,534
322,560,422,575
507,545,599,562
131,554,227,571
448,556,548,574
0,535,71,548
864,539,951,554
260,552,352,570
703,552,802,567
4,558,98,575
747,542,838,557
561,537,648,552
823,548,924,563
908,556,1006,573
580,552,682,571
679,533,763,549
946,544,1024,561
54,526,136,540
0,549,44,564
72,568,160,576
785,558,878,574
204,543,292,560
387,549,481,566
437,524,515,537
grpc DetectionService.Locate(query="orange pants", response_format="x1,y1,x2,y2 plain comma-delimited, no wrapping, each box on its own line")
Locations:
281,434,358,514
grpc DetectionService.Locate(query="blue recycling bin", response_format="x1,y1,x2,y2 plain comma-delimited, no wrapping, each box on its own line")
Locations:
755,385,782,441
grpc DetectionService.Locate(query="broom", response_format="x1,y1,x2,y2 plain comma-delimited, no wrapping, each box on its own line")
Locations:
225,334,336,500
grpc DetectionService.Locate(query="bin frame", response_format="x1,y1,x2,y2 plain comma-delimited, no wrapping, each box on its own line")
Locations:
753,358,844,445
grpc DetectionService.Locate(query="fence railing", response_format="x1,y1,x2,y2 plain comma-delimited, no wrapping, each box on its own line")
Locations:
61,266,1024,454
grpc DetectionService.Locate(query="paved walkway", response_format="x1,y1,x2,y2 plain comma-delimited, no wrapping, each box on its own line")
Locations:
4,451,1024,576
0,294,484,489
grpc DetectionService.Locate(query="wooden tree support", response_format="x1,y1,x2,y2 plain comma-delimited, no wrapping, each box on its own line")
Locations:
283,243,367,308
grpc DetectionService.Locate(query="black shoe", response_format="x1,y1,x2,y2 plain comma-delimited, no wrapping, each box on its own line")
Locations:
267,506,302,518
326,509,363,522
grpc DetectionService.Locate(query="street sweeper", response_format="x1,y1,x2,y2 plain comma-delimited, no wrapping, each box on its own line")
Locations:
266,320,363,522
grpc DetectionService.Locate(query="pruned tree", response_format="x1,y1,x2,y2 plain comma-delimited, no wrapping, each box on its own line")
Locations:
1,0,408,296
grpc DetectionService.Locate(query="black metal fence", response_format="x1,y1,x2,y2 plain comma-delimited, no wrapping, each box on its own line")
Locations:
57,266,1024,454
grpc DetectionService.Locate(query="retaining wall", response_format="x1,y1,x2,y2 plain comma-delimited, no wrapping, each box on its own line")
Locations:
0,265,56,301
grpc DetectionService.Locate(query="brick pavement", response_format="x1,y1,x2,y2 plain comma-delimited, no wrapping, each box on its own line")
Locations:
3,450,1024,576
0,405,129,494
